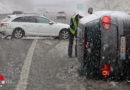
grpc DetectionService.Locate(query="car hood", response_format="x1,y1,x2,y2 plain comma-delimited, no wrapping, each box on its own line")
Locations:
56,23,70,28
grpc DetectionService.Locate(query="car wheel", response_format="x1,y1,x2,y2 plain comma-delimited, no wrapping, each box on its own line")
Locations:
12,28,25,39
59,29,69,40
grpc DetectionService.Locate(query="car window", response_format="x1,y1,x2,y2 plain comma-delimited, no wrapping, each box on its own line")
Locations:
13,16,36,23
13,17,24,22
24,16,36,23
37,17,50,23
58,12,64,14
57,12,65,15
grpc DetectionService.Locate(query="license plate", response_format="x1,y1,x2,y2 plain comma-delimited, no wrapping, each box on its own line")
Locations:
120,36,126,60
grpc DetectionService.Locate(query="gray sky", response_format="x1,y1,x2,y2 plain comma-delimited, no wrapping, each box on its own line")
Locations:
1,0,130,14
32,0,87,5
31,0,88,12
0,0,88,13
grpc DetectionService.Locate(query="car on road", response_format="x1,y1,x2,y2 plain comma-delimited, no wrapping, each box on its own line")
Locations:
12,11,24,15
0,15,70,39
56,11,66,19
77,11,130,81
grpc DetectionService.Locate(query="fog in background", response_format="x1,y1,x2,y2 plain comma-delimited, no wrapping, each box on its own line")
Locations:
0,0,32,13
0,0,130,14
87,0,130,12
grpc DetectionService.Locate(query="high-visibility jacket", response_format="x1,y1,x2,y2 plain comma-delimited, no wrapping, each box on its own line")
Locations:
70,16,78,35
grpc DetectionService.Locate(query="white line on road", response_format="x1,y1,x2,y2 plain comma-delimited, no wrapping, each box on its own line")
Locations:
15,40,38,90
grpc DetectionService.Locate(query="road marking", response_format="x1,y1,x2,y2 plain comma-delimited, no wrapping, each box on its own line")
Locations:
15,40,38,90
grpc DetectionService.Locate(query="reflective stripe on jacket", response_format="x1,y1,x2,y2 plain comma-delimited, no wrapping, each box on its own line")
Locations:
70,16,77,35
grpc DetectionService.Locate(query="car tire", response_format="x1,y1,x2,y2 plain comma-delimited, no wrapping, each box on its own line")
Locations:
59,29,69,40
12,28,25,39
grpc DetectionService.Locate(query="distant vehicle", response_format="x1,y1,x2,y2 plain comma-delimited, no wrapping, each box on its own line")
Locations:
12,11,24,15
0,15,69,39
56,11,66,19
77,11,130,81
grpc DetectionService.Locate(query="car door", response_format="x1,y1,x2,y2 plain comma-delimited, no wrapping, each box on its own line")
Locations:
36,16,59,36
12,16,38,36
21,16,38,36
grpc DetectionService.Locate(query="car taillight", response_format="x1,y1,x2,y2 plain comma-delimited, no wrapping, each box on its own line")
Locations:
101,16,110,30
101,64,109,76
1,23,7,27
0,75,4,81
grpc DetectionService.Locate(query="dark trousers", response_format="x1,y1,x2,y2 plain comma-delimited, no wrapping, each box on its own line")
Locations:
68,32,77,57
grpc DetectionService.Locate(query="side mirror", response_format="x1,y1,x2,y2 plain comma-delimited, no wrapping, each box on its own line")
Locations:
49,22,54,25
88,7,93,14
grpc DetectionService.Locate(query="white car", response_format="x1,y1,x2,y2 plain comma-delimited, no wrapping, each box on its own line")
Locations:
0,15,70,39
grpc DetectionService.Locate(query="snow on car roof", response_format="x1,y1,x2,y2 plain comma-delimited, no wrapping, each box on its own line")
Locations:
80,11,130,25
8,14,49,20
15,14,46,17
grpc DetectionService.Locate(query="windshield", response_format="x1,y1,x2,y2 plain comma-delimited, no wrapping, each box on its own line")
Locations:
0,0,130,90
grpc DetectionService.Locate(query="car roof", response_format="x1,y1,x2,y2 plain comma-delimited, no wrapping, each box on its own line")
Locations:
80,11,130,25
13,11,23,12
7,14,49,21
1,14,51,23
13,14,47,18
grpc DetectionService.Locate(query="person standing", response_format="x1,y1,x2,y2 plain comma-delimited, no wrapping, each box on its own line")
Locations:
68,14,83,57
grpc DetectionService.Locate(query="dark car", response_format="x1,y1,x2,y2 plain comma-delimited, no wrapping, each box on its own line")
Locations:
12,11,24,15
77,11,130,81
56,11,66,19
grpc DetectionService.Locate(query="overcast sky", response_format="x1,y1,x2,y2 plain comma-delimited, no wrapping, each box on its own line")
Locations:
31,0,88,12
1,0,130,14
0,0,88,13
32,0,87,5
